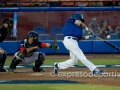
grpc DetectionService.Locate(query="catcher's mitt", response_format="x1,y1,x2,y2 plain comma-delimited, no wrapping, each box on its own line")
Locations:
51,39,59,51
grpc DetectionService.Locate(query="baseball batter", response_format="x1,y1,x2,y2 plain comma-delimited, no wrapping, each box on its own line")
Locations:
0,18,13,72
8,31,59,72
54,12,104,74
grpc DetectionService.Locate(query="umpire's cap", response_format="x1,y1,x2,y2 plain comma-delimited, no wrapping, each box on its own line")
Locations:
72,12,85,22
3,18,14,30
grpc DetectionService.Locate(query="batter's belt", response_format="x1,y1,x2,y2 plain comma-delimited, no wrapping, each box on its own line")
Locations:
66,36,79,41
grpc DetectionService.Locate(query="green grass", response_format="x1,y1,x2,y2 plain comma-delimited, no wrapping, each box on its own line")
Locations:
0,84,120,90
3,59,120,89
5,59,120,66
44,59,120,65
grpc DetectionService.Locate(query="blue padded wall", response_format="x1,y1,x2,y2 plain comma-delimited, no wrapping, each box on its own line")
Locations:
1,40,120,54
93,40,120,53
0,41,18,54
81,7,113,11
51,7,82,11
79,40,93,53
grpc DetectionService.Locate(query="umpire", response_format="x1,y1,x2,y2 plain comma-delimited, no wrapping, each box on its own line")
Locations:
0,18,13,72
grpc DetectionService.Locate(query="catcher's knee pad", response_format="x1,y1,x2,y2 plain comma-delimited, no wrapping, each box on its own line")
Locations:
15,51,25,60
38,52,45,63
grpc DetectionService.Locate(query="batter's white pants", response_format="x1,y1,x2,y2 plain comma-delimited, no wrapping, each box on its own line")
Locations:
58,36,97,71
14,52,39,64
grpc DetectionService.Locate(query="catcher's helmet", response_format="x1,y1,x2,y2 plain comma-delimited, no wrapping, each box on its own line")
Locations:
3,18,14,30
27,31,39,43
27,31,39,38
72,12,85,22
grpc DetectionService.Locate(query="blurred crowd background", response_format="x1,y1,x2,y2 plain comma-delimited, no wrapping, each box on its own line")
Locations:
0,0,120,40
0,0,120,7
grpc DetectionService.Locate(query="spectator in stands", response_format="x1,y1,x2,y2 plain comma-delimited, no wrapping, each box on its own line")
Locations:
0,3,6,7
88,2,103,7
99,20,114,39
103,2,114,6
116,2,120,6
7,3,18,7
0,3,2,7
32,2,49,7
88,2,93,7
88,18,100,34
115,21,120,39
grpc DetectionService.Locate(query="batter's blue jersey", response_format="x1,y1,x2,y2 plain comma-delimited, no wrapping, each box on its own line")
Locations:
63,17,83,39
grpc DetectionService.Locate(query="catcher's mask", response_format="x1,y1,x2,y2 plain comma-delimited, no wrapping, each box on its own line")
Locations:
3,18,14,35
27,31,39,44
72,12,85,22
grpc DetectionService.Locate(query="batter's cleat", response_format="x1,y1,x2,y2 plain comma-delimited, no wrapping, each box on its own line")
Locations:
93,68,104,75
0,69,6,72
33,67,45,72
54,62,58,74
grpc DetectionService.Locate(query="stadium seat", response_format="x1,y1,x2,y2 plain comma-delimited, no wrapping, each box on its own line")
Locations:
50,27,63,39
56,34,64,40
49,2,60,7
21,3,31,7
75,1,88,7
33,26,46,34
105,33,118,40
61,1,74,7
110,33,118,40
87,36,95,40
39,34,51,40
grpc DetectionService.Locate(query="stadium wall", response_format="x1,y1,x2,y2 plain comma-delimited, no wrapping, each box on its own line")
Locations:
0,7,120,40
1,40,120,54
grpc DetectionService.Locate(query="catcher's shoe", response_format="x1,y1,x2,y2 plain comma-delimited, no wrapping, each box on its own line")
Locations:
93,68,104,75
54,62,58,74
6,68,14,73
0,69,6,72
33,67,45,72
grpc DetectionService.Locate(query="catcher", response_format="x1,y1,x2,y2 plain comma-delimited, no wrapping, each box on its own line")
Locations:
0,18,14,72
7,31,59,72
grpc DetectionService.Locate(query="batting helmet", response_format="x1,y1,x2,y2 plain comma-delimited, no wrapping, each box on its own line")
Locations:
72,12,85,22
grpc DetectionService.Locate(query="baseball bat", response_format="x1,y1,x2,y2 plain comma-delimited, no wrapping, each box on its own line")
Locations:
89,29,120,50
96,36,120,50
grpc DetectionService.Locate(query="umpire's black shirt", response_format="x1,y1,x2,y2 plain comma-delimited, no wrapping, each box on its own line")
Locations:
0,26,8,42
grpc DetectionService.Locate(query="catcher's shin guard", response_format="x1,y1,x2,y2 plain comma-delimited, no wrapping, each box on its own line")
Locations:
8,52,24,72
0,52,7,72
33,52,45,72
8,57,21,72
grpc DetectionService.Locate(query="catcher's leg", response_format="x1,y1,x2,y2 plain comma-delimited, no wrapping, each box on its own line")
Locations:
8,52,24,72
33,52,45,72
0,51,7,72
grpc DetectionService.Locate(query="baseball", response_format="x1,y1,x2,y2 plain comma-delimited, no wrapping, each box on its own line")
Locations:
107,35,111,39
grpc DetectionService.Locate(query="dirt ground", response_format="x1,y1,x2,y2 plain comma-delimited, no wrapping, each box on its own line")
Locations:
0,54,120,87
